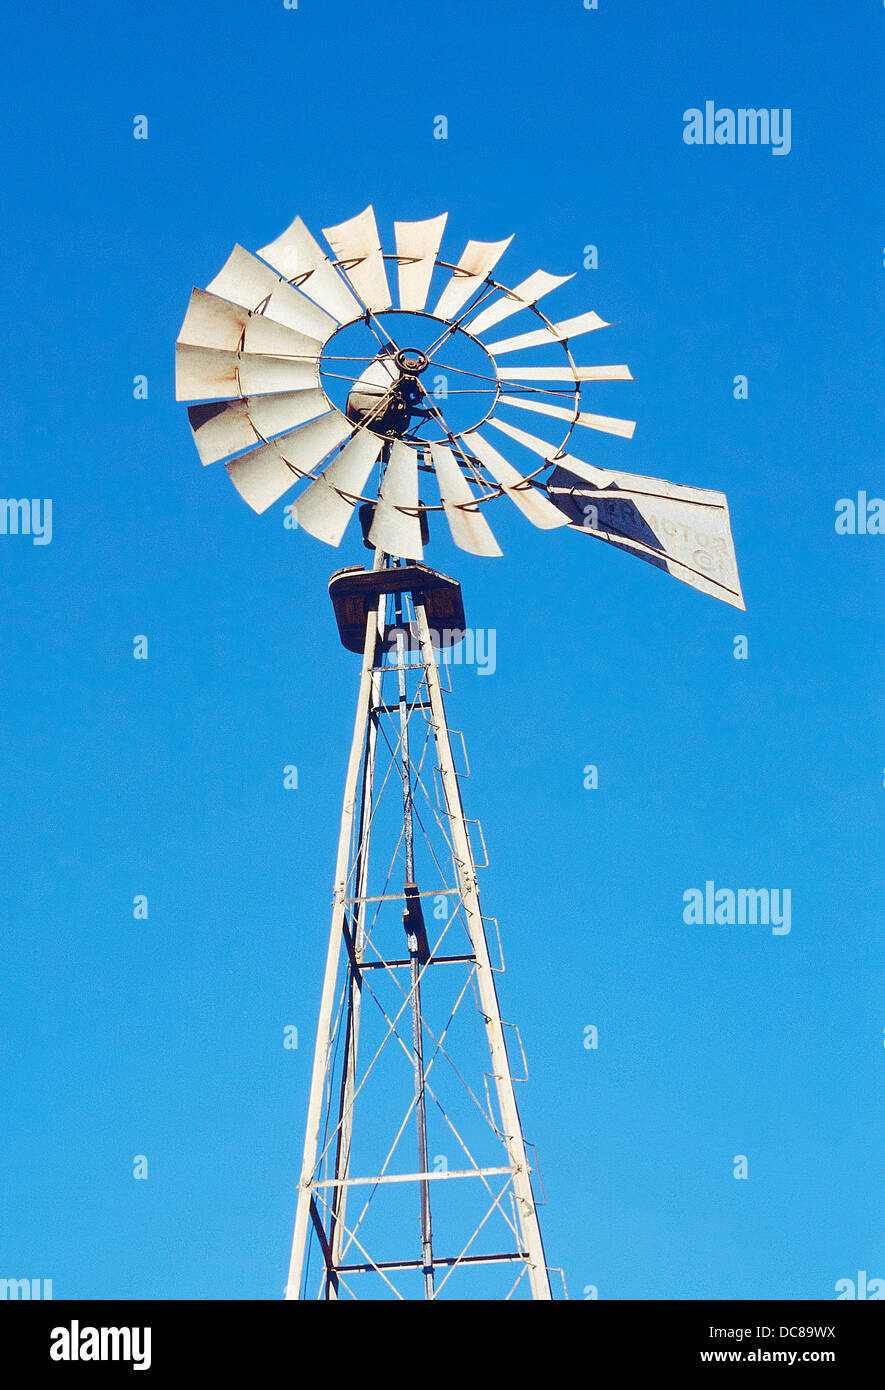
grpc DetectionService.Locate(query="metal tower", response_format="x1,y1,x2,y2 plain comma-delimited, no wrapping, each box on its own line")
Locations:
175,204,743,1300
285,557,552,1299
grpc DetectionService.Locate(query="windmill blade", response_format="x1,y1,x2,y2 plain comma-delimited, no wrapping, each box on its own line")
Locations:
428,443,502,557
547,464,745,609
177,288,323,359
464,270,574,338
494,363,633,384
496,395,637,439
175,344,320,401
346,352,400,419
486,417,615,487
368,440,423,559
206,245,338,341
225,413,353,513
293,430,384,545
432,236,514,322
484,311,610,356
187,389,331,466
322,206,392,312
462,430,570,531
395,213,448,312
258,215,363,324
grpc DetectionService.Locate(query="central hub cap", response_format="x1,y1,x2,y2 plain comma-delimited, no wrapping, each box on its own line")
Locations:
395,347,429,377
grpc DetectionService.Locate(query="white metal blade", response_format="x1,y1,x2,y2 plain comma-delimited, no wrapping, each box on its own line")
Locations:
368,440,423,559
225,413,353,513
347,351,399,404
484,311,610,355
494,363,633,383
258,215,363,324
464,270,574,337
175,344,320,401
496,394,636,439
205,245,338,342
177,289,323,359
322,206,391,312
432,236,514,322
461,430,569,531
428,442,502,557
547,464,745,609
395,213,448,311
293,430,384,545
187,389,331,466
486,416,615,487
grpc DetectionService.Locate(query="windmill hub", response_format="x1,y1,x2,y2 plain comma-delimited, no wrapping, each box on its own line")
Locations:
344,352,425,437
394,348,429,376
318,310,501,446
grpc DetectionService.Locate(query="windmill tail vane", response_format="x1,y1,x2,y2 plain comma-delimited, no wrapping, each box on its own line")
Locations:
175,206,745,1302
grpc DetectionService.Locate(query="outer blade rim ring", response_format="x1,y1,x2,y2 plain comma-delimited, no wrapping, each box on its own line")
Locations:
189,241,632,523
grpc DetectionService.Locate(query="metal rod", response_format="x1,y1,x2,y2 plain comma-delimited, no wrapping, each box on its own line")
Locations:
395,593,435,1299
358,953,475,970
326,554,387,1295
338,1251,524,1274
285,581,386,1301
314,1165,513,1189
413,599,553,1301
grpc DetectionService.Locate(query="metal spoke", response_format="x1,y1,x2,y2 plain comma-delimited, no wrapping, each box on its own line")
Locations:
422,281,499,358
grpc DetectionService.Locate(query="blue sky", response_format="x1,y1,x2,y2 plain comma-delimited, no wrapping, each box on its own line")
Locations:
1,0,883,1299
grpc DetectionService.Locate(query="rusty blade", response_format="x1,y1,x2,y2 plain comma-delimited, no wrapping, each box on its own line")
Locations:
432,236,514,322
205,245,338,342
258,214,363,324
177,288,323,359
462,429,569,531
484,311,610,355
496,395,636,440
187,389,331,466
464,270,574,337
175,344,320,401
428,442,502,557
486,417,615,487
494,364,633,383
322,205,392,312
368,440,423,559
395,213,448,312
225,413,353,513
294,430,384,546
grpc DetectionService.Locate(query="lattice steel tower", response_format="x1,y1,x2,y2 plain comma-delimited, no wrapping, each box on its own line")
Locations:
175,206,744,1299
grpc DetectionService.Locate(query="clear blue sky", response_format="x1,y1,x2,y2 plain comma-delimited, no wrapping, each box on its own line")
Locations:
1,0,882,1299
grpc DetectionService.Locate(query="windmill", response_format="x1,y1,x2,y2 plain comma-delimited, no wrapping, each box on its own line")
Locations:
176,206,744,1301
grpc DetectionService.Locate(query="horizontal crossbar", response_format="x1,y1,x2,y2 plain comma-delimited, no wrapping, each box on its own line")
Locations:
336,1251,527,1274
359,953,476,970
313,1165,513,1190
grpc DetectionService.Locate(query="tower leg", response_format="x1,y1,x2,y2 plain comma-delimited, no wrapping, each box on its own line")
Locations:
285,592,383,1300
413,599,552,1301
394,607,435,1299
325,603,385,1296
